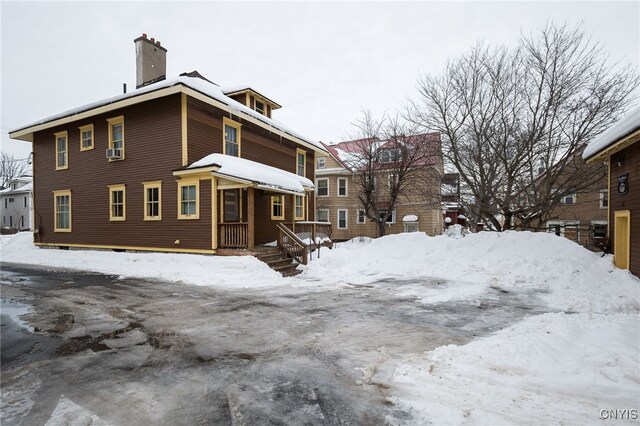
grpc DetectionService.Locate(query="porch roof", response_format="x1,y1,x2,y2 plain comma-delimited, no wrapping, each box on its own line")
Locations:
185,153,314,195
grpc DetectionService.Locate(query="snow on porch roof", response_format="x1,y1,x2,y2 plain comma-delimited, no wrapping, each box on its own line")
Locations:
583,105,640,161
186,153,314,195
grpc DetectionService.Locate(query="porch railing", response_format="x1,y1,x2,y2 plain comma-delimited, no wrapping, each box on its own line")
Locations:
218,222,248,249
285,221,333,248
277,223,308,265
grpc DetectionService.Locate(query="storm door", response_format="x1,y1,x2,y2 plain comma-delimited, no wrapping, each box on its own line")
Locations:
223,189,240,222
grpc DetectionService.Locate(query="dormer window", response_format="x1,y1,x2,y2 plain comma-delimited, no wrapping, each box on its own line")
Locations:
255,100,265,115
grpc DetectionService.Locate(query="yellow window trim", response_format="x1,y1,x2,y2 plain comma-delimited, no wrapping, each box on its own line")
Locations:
223,117,242,157
108,184,126,221
178,179,200,220
294,195,305,221
143,181,162,221
78,124,94,151
107,115,125,161
271,195,285,220
296,148,306,177
53,189,72,232
54,130,68,170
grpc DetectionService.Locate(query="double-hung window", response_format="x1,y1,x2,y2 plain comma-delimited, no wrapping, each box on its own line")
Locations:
109,185,126,221
337,178,347,196
79,124,94,151
294,195,305,220
356,209,366,224
599,190,608,209
271,195,284,220
337,209,348,229
317,178,329,197
55,131,68,170
143,181,162,221
178,180,199,219
317,209,329,223
296,149,306,177
223,117,241,157
53,190,71,232
107,116,125,160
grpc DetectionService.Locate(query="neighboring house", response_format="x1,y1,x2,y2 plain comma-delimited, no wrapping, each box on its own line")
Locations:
544,150,609,249
315,135,443,240
9,34,327,254
0,175,33,230
583,106,640,276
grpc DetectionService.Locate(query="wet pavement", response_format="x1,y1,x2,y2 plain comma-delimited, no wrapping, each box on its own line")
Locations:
1,263,549,425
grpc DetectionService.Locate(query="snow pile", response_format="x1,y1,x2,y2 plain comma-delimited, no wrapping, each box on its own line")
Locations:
188,153,313,194
391,312,640,425
402,215,418,222
0,233,284,289
303,231,640,313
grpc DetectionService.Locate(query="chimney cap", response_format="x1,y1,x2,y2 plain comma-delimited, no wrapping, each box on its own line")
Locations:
134,34,168,52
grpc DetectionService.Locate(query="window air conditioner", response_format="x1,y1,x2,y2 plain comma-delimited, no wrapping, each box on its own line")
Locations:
106,148,123,160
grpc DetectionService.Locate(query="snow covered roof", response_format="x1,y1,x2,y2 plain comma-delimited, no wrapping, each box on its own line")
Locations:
0,182,33,195
221,85,282,109
402,215,419,222
186,153,314,195
324,134,441,171
10,75,324,153
583,106,640,161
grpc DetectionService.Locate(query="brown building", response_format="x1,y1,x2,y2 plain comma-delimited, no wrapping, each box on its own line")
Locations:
583,106,640,276
9,35,327,255
544,150,609,249
315,136,443,240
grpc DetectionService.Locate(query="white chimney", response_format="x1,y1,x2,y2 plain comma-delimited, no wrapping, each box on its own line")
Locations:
134,33,167,89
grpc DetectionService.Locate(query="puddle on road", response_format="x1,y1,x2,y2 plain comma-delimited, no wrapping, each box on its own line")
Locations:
1,299,35,332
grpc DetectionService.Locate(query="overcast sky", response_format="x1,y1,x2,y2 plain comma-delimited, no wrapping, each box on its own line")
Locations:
2,1,639,159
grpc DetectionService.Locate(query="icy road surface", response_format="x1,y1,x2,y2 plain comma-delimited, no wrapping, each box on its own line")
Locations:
1,263,548,425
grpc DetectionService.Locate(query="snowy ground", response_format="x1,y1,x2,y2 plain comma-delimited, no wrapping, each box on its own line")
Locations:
1,231,639,424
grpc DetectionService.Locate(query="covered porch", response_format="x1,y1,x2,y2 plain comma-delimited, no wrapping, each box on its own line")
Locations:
174,154,332,263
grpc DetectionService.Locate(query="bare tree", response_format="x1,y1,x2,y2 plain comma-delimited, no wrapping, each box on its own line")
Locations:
0,152,30,189
411,22,638,231
344,111,442,237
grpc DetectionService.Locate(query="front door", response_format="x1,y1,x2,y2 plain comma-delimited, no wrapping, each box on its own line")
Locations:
614,210,631,269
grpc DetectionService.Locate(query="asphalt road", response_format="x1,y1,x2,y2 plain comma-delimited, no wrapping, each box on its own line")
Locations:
1,263,548,425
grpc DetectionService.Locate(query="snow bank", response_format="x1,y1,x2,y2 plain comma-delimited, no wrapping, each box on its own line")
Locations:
391,312,640,425
303,231,640,313
1,233,284,289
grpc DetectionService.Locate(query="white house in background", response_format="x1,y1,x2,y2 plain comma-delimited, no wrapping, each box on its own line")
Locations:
1,175,33,230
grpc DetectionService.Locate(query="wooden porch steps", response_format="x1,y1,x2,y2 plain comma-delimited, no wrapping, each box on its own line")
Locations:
253,247,302,277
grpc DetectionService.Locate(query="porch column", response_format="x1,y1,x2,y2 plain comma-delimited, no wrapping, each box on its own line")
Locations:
247,187,255,250
212,177,218,250
291,194,296,233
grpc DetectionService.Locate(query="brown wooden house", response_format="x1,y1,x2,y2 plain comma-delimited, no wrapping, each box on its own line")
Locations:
583,106,640,276
9,35,327,256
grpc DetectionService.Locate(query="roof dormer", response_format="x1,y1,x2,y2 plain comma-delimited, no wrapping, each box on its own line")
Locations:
222,86,282,118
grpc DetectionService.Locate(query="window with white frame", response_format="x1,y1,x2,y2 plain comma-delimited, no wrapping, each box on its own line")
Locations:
337,178,347,197
317,178,329,196
317,157,325,169
317,209,329,223
356,209,366,224
560,194,576,204
337,209,348,229
599,190,608,209
378,209,396,224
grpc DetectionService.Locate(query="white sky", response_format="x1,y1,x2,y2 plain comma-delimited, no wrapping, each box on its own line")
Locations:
1,1,639,160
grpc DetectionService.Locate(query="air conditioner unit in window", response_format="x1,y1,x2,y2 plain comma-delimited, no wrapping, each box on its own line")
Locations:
106,148,123,160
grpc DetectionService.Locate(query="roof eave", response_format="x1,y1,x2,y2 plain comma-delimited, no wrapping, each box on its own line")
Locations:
584,128,640,164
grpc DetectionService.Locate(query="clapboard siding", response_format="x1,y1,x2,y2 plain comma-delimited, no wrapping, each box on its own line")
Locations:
610,142,640,276
33,94,212,251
